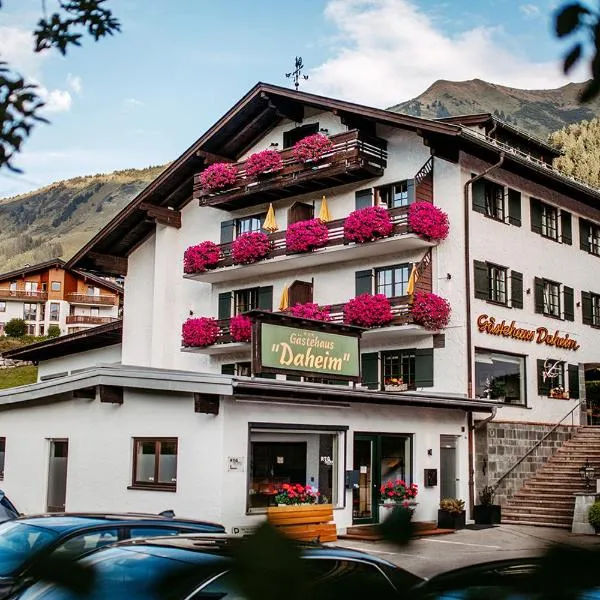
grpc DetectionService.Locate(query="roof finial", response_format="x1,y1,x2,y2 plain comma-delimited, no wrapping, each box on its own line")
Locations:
286,56,309,91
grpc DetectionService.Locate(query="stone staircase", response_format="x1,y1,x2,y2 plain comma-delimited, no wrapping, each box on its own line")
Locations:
502,426,600,528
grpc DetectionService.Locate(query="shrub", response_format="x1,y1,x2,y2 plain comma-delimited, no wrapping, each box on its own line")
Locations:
4,318,27,338
245,149,283,177
344,205,393,243
478,485,496,506
440,498,465,514
183,241,221,274
408,202,450,241
230,314,252,342
292,133,333,163
589,501,600,530
286,218,329,253
47,325,61,338
181,317,220,347
343,294,393,327
411,291,451,331
199,162,238,191
289,302,331,321
231,232,271,265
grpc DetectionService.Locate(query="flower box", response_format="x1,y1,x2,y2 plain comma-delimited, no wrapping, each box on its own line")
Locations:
344,205,393,243
473,504,501,525
411,292,451,331
286,218,329,253
245,149,283,177
438,509,466,530
292,133,333,164
408,202,449,241
384,383,408,392
199,162,238,192
267,504,336,543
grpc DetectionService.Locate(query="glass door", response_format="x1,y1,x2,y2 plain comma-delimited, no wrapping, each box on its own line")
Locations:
440,435,458,500
352,435,377,524
47,440,68,512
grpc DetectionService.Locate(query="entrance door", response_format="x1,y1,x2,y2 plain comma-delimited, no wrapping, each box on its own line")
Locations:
352,435,377,524
440,435,458,500
47,440,68,512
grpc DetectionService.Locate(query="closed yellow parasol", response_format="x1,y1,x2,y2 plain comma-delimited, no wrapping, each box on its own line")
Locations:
263,203,278,232
318,195,331,222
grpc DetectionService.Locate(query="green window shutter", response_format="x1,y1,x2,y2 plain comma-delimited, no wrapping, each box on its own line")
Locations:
406,179,416,204
221,364,236,375
511,271,523,309
582,291,593,325
530,198,543,234
218,292,232,320
220,220,235,244
534,277,544,314
415,348,434,388
563,286,574,321
473,260,489,300
580,218,591,252
537,359,550,396
472,179,486,214
355,188,373,210
286,374,301,382
361,352,379,389
561,211,572,245
258,372,276,379
355,270,373,296
568,364,580,399
507,189,522,226
258,286,273,311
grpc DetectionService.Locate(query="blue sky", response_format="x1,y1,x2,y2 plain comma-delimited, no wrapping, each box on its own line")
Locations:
0,0,584,197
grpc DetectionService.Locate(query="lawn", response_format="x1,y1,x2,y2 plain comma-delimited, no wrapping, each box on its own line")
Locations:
0,365,38,390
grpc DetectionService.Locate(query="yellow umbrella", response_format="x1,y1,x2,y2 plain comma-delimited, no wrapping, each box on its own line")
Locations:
406,263,418,299
278,285,289,311
318,195,331,222
263,203,278,232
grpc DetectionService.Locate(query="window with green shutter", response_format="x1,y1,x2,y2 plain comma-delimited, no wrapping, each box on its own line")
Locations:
218,292,232,320
537,359,551,397
220,220,235,244
561,211,572,245
355,270,374,296
530,198,543,235
563,286,574,321
568,364,580,399
360,352,379,389
257,286,273,311
533,277,544,314
472,178,486,214
582,291,593,326
510,271,523,309
473,261,489,300
507,188,521,226
415,348,434,388
355,188,373,210
580,218,591,252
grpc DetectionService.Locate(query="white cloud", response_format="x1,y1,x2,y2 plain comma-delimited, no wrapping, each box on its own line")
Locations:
308,0,585,107
66,73,83,95
122,98,144,111
0,26,43,76
520,4,541,18
37,87,73,113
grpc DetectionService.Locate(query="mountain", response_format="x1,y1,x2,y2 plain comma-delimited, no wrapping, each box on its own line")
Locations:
389,79,600,139
0,165,166,272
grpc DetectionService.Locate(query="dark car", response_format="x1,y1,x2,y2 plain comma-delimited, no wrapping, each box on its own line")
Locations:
0,513,225,599
13,534,424,599
0,493,19,525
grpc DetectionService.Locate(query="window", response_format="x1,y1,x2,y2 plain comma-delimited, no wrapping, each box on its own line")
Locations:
593,295,600,327
590,224,600,255
0,302,5,313
86,286,100,296
248,425,344,511
24,281,38,293
485,181,504,220
52,529,119,558
131,438,178,490
221,362,251,377
531,199,571,244
283,123,319,148
541,204,558,240
0,438,4,480
488,265,507,304
90,307,100,317
39,303,45,321
39,325,44,336
49,303,60,321
218,287,273,320
475,350,525,405
537,360,579,399
473,261,523,308
51,281,61,292
543,280,560,316
127,527,180,539
8,282,16,292
234,288,259,315
382,350,415,390
23,303,37,321
534,277,573,320
361,349,434,390
236,214,263,237
582,291,600,327
580,218,600,256
376,180,413,208
26,324,35,335
472,179,522,226
375,264,409,298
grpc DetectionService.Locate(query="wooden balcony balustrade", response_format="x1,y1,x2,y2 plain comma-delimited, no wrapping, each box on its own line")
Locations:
65,316,119,325
194,130,388,210
67,293,117,306
0,289,48,301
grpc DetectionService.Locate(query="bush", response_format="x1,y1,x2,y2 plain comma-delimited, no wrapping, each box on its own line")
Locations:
199,163,238,191
183,241,221,274
231,232,271,265
410,292,451,331
292,134,333,163
47,325,61,338
181,318,220,348
245,150,283,177
589,501,600,530
229,314,252,342
344,294,393,328
5,318,27,338
408,202,450,241
286,218,329,253
344,205,393,243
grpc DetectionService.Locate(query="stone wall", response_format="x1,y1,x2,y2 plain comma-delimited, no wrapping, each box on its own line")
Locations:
474,422,576,506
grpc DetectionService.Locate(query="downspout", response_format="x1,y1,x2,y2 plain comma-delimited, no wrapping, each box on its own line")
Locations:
464,151,504,513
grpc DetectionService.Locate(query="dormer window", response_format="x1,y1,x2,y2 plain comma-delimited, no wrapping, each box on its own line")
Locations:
283,123,319,148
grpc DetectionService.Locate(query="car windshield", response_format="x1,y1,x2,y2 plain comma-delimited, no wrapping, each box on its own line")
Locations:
0,522,58,577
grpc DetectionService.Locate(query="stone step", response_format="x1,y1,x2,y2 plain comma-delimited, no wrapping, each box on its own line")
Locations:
501,511,572,524
548,455,600,461
514,491,576,502
502,505,574,516
521,485,586,495
501,518,570,529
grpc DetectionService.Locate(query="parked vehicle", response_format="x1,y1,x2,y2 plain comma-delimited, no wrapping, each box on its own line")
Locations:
12,534,424,599
0,493,18,525
0,513,225,599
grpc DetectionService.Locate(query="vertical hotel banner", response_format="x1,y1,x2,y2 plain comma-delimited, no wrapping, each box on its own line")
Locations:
257,323,361,381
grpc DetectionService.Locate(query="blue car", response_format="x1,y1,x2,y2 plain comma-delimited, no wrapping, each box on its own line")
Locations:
0,513,225,599
0,493,19,525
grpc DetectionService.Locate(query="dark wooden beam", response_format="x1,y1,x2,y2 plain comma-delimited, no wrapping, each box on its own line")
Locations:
194,393,220,415
99,385,123,404
139,203,182,229
163,176,193,209
73,387,96,400
222,105,276,156
196,150,234,164
337,111,377,137
87,252,128,276
261,92,304,123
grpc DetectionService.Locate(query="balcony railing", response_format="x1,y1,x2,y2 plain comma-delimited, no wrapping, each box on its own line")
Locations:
66,316,119,325
0,289,48,301
67,293,117,306
193,129,388,210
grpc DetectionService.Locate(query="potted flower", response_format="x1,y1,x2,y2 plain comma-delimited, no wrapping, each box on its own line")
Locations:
231,231,271,265
344,293,393,328
183,241,221,274
286,218,329,253
379,479,419,523
549,386,569,399
292,133,333,164
588,501,600,534
384,376,408,392
344,205,394,243
245,149,283,177
181,317,220,348
411,292,451,331
199,162,238,192
408,202,450,241
473,485,501,525
289,302,331,322
274,483,319,506
438,498,466,530
229,314,252,342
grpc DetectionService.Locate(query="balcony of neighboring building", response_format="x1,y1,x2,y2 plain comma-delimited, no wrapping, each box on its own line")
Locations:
193,129,388,211
65,315,120,326
67,293,118,306
0,288,48,301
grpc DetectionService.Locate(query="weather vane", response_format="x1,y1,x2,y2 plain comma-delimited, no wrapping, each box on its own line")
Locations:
286,56,308,91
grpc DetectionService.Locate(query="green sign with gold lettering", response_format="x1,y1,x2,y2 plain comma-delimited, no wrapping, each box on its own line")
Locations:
259,323,360,379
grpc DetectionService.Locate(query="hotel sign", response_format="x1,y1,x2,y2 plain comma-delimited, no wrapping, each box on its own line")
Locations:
476,314,580,351
257,323,360,380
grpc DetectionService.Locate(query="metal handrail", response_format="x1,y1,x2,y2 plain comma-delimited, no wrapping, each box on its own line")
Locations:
492,400,585,490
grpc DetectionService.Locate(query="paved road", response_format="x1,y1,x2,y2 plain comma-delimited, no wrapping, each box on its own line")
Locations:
335,525,600,578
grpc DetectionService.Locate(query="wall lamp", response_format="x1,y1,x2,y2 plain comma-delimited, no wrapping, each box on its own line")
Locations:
526,288,531,295
319,128,329,134
446,273,452,280
269,142,279,148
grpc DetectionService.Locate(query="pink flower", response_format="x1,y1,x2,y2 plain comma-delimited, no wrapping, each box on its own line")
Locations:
408,202,450,241
289,302,331,322
292,133,333,163
231,232,271,265
183,241,221,274
411,292,451,330
181,317,220,347
344,294,393,327
245,149,283,177
229,314,252,342
286,218,329,253
344,205,394,243
199,162,238,191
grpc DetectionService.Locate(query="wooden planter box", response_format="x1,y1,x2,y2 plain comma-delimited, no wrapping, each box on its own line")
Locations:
267,504,336,543
473,504,501,525
437,509,466,530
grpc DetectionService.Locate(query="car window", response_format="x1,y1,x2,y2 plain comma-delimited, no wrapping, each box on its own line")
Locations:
0,522,58,577
51,529,119,558
127,527,180,539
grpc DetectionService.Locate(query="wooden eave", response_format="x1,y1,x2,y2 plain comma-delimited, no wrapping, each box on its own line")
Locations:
0,259,66,283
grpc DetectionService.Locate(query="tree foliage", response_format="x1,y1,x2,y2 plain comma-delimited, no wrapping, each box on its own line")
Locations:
0,1,120,172
47,325,61,338
549,117,600,186
4,318,28,338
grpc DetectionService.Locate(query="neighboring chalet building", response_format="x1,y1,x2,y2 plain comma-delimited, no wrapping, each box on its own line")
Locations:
1,84,598,532
0,260,121,337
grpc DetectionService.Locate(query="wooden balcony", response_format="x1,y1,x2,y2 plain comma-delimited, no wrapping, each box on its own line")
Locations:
184,206,434,284
193,130,387,210
0,289,48,301
66,316,119,325
67,293,117,306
